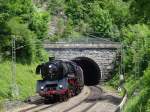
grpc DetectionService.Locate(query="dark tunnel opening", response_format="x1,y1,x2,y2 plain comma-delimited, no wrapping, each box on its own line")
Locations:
72,57,101,86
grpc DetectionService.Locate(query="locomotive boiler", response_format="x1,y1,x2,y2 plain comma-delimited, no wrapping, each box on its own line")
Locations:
36,59,84,101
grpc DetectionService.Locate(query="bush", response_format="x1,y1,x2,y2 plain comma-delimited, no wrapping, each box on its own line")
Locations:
29,11,50,39
145,99,150,112
124,67,150,112
102,0,130,27
48,0,65,15
0,61,40,100
6,17,36,63
124,88,150,112
121,24,150,76
0,0,50,63
87,3,113,35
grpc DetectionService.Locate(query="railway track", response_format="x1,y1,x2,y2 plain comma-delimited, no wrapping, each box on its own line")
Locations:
18,99,61,112
16,86,90,112
62,86,102,112
16,85,120,112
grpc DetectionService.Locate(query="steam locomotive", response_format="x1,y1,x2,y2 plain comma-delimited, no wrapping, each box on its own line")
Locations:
36,59,84,101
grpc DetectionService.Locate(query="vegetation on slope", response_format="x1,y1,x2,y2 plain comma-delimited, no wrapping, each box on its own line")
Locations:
52,0,150,111
0,0,49,62
0,0,150,111
0,61,40,100
0,0,49,101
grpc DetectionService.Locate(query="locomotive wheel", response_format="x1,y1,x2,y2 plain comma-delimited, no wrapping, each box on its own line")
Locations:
59,95,63,102
44,98,50,104
74,88,80,96
72,90,74,96
68,90,73,98
68,92,72,98
63,94,68,101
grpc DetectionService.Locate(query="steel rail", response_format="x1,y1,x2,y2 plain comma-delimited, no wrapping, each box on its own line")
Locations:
62,86,102,112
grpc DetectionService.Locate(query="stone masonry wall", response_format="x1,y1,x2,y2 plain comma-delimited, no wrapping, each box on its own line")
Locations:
45,47,118,81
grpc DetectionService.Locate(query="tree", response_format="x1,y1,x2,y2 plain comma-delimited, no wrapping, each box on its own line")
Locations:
130,0,150,23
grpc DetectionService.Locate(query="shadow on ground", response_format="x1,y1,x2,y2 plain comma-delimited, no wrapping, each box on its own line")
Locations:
85,94,121,105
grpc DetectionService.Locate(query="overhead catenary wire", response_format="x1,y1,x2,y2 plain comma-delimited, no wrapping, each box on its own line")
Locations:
11,36,19,99
10,36,49,99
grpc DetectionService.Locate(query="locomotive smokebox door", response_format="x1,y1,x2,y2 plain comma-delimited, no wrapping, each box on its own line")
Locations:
49,56,55,61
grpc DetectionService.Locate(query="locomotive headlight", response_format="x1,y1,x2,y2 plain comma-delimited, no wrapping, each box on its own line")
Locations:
59,85,63,89
41,86,44,90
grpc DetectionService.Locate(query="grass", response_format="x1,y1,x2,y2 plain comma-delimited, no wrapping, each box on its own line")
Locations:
106,73,119,88
123,67,150,112
0,100,4,112
124,76,140,96
124,87,150,112
0,61,41,100
106,67,150,112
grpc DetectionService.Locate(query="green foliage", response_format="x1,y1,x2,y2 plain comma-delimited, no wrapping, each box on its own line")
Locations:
106,73,119,88
65,0,112,37
35,40,49,62
29,10,50,39
121,24,150,76
6,17,36,63
143,67,150,87
102,0,131,27
124,88,150,112
120,24,150,111
64,0,131,39
0,0,50,100
48,0,65,15
0,61,40,100
0,0,50,63
125,76,140,96
87,2,113,34
62,18,74,37
124,67,150,112
65,0,84,25
145,99,150,112
6,0,34,15
144,68,150,112
0,1,150,111
130,0,150,23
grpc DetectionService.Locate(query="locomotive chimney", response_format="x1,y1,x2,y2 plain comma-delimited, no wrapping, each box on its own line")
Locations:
49,56,55,61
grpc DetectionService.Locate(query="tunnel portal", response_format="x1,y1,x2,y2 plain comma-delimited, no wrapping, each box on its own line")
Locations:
72,57,101,86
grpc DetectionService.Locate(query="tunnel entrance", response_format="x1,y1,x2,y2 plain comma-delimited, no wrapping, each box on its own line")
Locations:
72,57,101,86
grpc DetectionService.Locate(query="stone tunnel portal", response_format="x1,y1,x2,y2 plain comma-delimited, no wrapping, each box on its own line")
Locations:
72,57,101,86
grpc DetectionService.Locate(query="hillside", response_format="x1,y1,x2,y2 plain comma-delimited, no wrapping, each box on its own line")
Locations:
0,0,50,101
0,0,150,111
0,61,40,100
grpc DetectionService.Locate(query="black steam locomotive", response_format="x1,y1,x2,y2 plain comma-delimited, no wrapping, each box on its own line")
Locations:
36,59,84,101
